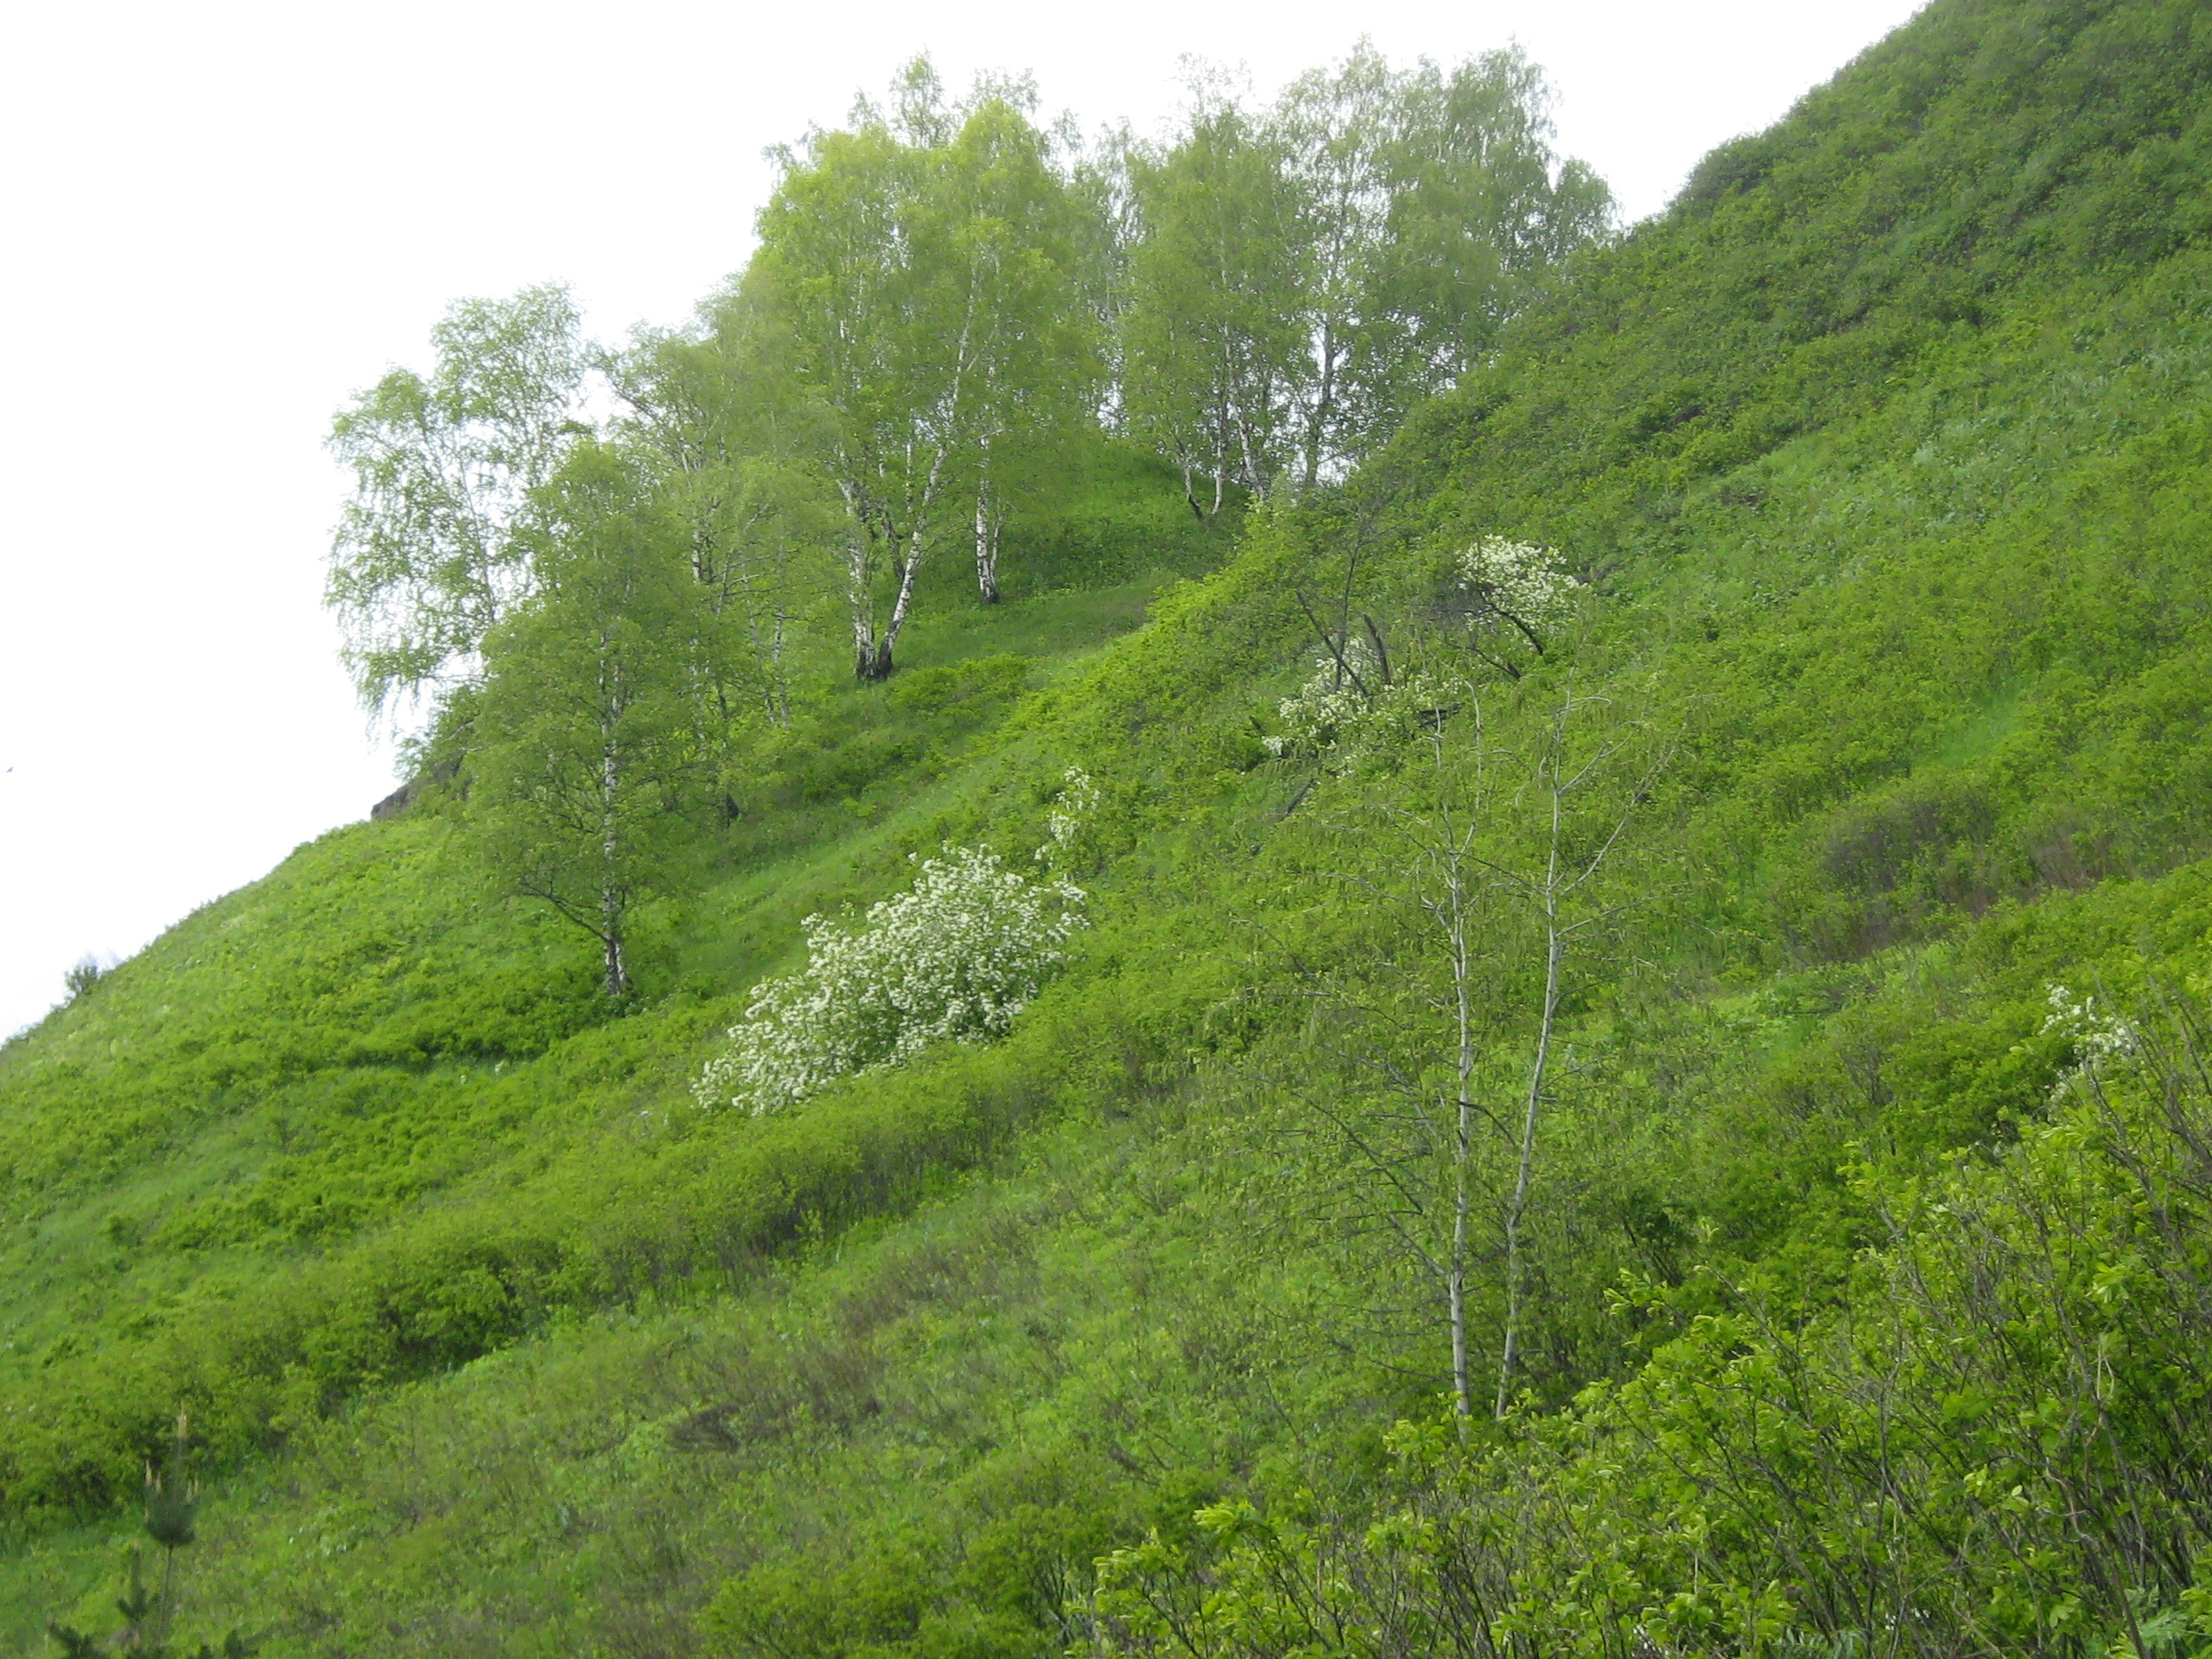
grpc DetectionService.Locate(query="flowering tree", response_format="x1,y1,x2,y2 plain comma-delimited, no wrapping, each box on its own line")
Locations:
2043,982,2140,1092
1268,536,1574,769
1265,635,1463,768
1265,636,1386,758
695,775,1093,1114
1449,535,1577,678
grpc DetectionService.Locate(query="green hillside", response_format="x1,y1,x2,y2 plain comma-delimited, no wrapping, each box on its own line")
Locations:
11,1,2212,1652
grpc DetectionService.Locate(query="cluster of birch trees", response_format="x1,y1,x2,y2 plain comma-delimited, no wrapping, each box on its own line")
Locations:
323,48,1609,994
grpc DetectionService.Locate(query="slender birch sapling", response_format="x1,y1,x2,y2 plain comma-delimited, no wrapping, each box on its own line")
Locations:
1484,674,1665,1418
468,441,701,997
1373,675,1658,1424
1279,575,1660,1424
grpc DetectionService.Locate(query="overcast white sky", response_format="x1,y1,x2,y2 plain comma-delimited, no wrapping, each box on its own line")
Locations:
0,0,1925,1037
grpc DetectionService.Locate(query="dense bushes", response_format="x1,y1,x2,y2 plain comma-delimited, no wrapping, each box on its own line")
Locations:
0,915,1237,1528
1088,973,2212,1657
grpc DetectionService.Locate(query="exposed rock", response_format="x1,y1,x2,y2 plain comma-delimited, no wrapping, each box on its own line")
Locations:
370,781,418,822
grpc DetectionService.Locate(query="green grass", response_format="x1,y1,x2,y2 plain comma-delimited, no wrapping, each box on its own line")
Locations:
5,1077,1376,1654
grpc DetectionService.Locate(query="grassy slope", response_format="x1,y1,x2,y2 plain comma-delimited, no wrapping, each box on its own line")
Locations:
11,0,2212,1648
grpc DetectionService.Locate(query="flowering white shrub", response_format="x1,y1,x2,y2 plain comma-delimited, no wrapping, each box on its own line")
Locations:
1265,637,1384,758
1264,638,1463,765
694,777,1092,1115
2042,982,2140,1094
1042,766,1099,868
1456,536,1577,652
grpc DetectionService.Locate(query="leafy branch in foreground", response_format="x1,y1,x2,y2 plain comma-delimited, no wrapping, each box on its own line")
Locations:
1090,974,2212,1659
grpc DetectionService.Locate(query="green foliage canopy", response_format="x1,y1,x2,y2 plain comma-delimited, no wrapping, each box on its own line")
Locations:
326,285,589,717
468,440,703,997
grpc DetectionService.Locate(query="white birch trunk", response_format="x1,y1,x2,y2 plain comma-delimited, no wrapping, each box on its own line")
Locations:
1449,850,1476,1428
974,433,1001,603
1496,766,1566,1418
598,651,629,999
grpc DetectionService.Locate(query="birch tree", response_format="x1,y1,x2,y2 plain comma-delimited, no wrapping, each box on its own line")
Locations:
609,297,843,814
1357,48,1610,439
1114,48,1610,501
326,284,590,719
1271,46,1399,490
924,91,1099,603
755,66,1096,669
1268,45,1614,483
1121,92,1307,516
468,441,698,998
1370,682,1657,1423
1279,610,1663,1425
753,112,938,681
1478,676,1665,1417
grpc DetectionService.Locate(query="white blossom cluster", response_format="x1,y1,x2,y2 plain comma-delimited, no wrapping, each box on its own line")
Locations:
1264,638,1385,758
1457,535,1577,640
1264,639,1461,765
2042,982,2140,1092
694,784,1093,1116
1042,767,1099,867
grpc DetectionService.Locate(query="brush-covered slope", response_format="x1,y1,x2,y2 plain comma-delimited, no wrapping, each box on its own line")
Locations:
11,0,2212,1651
